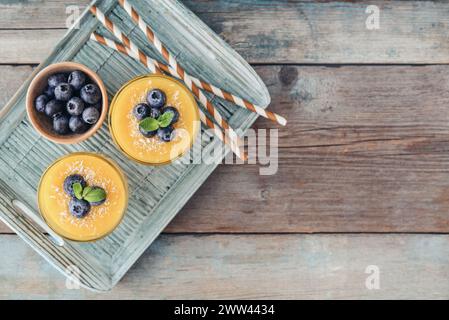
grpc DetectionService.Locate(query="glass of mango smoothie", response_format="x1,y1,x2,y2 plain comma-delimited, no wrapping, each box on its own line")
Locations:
109,74,200,165
38,152,128,242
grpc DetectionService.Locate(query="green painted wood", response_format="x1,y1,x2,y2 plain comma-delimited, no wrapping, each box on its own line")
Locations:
0,0,269,291
2,234,449,299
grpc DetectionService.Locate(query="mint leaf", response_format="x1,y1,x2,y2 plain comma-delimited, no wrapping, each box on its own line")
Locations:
157,112,174,128
84,187,107,204
139,117,159,132
73,183,83,200
82,186,92,198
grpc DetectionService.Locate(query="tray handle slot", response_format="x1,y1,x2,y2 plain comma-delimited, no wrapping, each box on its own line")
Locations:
11,200,65,247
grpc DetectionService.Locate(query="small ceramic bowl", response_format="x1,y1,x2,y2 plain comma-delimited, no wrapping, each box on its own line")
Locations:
26,62,108,144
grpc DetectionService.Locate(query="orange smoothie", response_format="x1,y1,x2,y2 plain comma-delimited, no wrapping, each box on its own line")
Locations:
38,153,128,242
109,74,200,165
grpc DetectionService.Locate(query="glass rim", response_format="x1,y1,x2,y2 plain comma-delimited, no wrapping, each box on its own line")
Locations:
37,152,129,243
108,74,200,166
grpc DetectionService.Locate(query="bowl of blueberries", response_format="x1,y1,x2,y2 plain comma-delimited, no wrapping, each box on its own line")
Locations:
26,62,108,144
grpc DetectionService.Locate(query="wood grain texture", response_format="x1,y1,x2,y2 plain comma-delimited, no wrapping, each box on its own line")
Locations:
3,1,449,64
0,66,33,109
0,0,90,29
2,0,449,299
3,65,449,234
2,234,449,299
152,64,449,233
0,66,33,235
184,0,449,64
0,29,65,64
0,0,270,291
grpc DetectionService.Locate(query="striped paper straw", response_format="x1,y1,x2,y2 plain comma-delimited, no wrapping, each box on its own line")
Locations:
114,0,278,146
90,32,245,160
89,6,244,158
118,0,286,126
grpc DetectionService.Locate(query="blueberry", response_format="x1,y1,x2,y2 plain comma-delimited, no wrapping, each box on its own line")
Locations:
53,113,70,134
69,198,91,218
68,70,86,91
160,106,179,125
63,174,87,197
45,100,64,118
69,116,88,133
89,102,102,111
147,89,166,108
139,125,158,138
157,126,174,142
54,83,74,101
149,106,161,119
133,103,151,121
89,186,107,206
66,97,85,116
82,107,100,125
48,73,68,88
44,86,55,99
35,95,48,113
80,84,101,104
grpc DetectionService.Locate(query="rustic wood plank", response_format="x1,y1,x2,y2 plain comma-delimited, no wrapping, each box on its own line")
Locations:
158,0,449,64
0,65,33,109
253,64,449,147
4,65,449,233
0,29,65,64
0,0,271,291
2,1,449,64
2,234,449,299
168,64,449,233
0,66,33,235
0,0,90,29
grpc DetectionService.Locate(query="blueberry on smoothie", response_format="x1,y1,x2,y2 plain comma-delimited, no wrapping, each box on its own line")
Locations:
63,174,87,197
133,103,151,121
157,126,174,142
160,106,179,125
147,89,166,109
69,198,91,218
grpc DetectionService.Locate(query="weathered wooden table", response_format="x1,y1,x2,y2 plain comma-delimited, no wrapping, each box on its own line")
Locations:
2,0,449,299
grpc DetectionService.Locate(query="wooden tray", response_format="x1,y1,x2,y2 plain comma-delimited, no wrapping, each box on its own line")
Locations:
0,0,269,292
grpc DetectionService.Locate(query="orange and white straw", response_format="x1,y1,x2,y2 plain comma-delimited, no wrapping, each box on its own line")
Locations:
118,0,286,126
90,6,245,159
90,32,245,160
